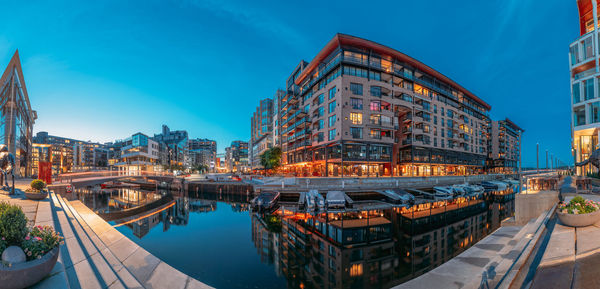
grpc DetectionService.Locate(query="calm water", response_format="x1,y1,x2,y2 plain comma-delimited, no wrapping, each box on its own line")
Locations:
70,185,516,289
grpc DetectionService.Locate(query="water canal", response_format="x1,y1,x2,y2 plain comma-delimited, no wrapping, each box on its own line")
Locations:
65,185,516,289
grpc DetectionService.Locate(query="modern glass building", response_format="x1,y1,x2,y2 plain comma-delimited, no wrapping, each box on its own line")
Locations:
570,0,600,175
278,34,492,177
0,50,37,177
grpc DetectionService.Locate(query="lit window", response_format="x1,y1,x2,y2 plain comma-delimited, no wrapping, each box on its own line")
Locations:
349,264,363,277
350,113,362,125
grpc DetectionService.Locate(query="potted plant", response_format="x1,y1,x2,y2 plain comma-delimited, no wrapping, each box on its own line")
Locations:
557,196,600,227
0,202,63,289
24,179,48,200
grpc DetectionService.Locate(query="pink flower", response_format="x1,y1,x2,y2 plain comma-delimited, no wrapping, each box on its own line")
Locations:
35,237,42,241
25,236,30,241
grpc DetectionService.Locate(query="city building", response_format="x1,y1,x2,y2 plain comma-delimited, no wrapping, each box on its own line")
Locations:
487,118,523,174
570,0,600,175
225,140,249,173
32,132,108,175
278,34,492,177
187,138,217,171
272,89,285,149
0,50,37,177
250,97,274,170
112,132,160,174
153,125,188,168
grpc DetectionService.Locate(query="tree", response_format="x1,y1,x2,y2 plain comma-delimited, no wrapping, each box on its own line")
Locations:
194,164,209,174
260,147,282,175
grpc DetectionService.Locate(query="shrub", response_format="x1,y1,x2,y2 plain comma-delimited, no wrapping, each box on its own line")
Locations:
0,236,6,256
30,179,46,191
559,196,600,214
21,225,63,261
0,203,28,246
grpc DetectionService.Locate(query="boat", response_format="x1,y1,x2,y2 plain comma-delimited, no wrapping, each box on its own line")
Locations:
252,191,280,211
480,181,507,190
504,179,519,186
314,191,325,211
305,191,316,211
326,191,346,209
409,189,453,201
380,189,415,205
451,184,468,195
433,186,454,195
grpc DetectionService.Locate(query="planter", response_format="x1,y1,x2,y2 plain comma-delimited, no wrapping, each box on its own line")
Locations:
557,209,600,227
24,190,48,200
0,246,59,289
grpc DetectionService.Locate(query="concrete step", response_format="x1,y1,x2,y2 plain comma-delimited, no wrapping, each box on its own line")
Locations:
60,196,143,289
51,193,123,289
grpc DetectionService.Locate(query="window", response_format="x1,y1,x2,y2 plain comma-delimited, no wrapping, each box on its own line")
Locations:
369,129,381,139
447,110,454,118
317,119,324,130
344,66,368,78
593,102,600,124
329,115,336,127
370,86,381,97
317,94,324,105
350,127,362,139
351,98,363,110
350,83,363,95
574,106,586,126
573,83,581,104
328,86,336,100
585,78,595,100
329,100,336,113
318,107,324,117
434,115,437,125
370,101,381,111
350,113,362,125
369,71,381,81
447,119,454,128
328,129,336,141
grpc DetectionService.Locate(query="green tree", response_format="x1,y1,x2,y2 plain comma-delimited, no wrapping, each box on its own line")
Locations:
260,147,282,175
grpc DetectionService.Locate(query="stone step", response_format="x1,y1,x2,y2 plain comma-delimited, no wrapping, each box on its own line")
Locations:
60,196,143,289
51,193,124,289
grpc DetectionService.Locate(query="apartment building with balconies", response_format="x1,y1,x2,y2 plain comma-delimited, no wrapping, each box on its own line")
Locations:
113,132,160,174
278,34,492,177
250,97,274,169
487,119,523,174
571,0,600,175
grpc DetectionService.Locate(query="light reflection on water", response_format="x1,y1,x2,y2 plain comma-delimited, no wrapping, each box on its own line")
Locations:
70,186,516,289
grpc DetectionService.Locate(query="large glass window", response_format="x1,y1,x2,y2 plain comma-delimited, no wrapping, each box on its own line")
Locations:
370,101,381,111
350,83,363,95
574,106,586,126
573,82,581,104
328,115,336,127
317,94,324,105
350,112,362,125
329,100,336,113
592,102,600,124
350,127,362,139
570,44,579,65
328,129,336,141
585,78,595,100
328,86,336,100
583,37,594,59
351,98,363,110
370,86,381,97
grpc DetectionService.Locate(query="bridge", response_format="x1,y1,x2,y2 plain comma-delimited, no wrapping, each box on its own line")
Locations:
53,170,181,188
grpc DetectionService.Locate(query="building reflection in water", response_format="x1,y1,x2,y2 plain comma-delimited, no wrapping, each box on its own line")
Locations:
251,186,516,289
73,185,515,288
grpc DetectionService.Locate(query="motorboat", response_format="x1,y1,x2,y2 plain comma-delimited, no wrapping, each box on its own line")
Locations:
380,189,415,205
410,189,453,201
326,191,346,209
504,179,519,186
305,191,316,211
480,181,507,190
252,191,280,211
433,186,455,196
307,190,325,211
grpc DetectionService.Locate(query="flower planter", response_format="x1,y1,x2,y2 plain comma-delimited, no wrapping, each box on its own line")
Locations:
557,209,600,227
0,246,59,289
24,190,48,200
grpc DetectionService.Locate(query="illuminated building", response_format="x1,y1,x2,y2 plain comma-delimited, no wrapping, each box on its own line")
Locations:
0,50,37,177
32,131,108,174
112,132,161,174
571,0,600,175
250,97,275,170
278,34,493,177
187,138,217,171
487,118,523,174
153,125,188,167
225,140,249,173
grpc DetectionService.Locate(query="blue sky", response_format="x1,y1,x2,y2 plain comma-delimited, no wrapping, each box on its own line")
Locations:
0,0,577,166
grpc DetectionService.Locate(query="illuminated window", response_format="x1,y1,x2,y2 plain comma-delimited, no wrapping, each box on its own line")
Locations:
350,113,362,125
349,264,363,277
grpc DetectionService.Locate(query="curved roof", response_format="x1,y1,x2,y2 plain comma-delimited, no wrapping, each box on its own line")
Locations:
295,33,491,111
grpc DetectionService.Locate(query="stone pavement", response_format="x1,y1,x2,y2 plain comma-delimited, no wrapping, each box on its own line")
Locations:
530,194,600,289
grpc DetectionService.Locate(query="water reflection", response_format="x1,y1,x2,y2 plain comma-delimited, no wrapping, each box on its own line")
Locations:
70,185,515,289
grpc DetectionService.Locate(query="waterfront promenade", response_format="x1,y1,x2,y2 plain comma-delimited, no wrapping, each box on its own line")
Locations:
0,180,212,289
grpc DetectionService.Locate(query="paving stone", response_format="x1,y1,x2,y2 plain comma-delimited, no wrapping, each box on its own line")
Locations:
146,262,189,289
63,235,87,268
66,259,103,289
576,225,600,255
573,252,600,289
185,277,215,289
99,228,124,247
540,227,575,265
531,260,575,289
116,266,144,289
89,251,119,287
109,235,138,262
30,271,69,289
123,247,161,284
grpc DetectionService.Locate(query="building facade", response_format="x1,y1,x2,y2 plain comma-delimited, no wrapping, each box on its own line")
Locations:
153,125,188,168
188,138,217,171
225,140,249,173
32,132,108,175
278,34,492,177
487,119,523,173
0,51,37,177
113,133,160,174
250,98,274,169
571,0,600,175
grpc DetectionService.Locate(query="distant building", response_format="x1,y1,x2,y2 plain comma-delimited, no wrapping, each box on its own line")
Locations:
153,125,188,168
272,89,285,149
250,97,274,169
487,119,523,174
32,132,107,175
225,140,249,173
571,0,600,175
0,50,37,177
112,132,160,174
188,138,217,171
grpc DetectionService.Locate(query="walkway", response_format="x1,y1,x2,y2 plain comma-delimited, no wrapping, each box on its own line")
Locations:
530,194,600,289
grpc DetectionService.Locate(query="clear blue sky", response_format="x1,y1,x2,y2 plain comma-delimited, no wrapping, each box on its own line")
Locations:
0,0,577,166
